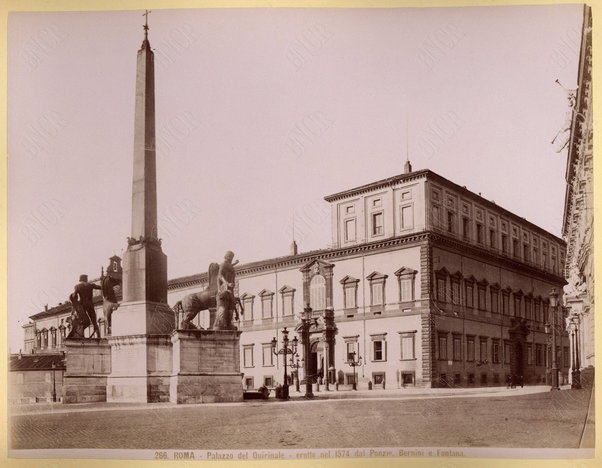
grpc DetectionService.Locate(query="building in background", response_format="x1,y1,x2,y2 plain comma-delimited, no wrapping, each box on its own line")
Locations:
18,163,569,391
562,5,594,383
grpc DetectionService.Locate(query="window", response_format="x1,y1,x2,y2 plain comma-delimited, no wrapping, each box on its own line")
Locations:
513,294,522,317
436,276,447,302
340,276,359,309
513,238,519,257
400,205,414,230
432,205,441,227
501,234,508,254
372,212,384,236
453,335,462,361
367,272,387,307
504,342,512,364
523,244,530,261
447,211,455,233
372,373,386,386
543,302,549,324
533,247,538,265
502,290,510,315
259,290,274,319
465,281,474,308
467,336,475,361
395,267,416,303
244,377,254,390
373,198,382,208
477,283,487,310
263,376,274,387
462,217,470,240
310,274,326,311
345,205,355,214
50,328,57,348
490,288,499,313
400,332,416,360
451,276,461,305
242,294,255,321
479,338,488,363
535,344,544,366
527,344,533,365
492,340,500,363
262,343,274,367
42,329,48,348
438,334,448,360
280,286,295,317
346,341,357,361
525,297,532,320
59,326,66,343
489,229,496,249
476,223,483,244
534,300,541,322
372,336,387,361
344,218,356,242
243,345,254,368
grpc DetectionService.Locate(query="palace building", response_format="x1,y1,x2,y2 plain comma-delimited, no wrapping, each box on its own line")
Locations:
18,162,570,396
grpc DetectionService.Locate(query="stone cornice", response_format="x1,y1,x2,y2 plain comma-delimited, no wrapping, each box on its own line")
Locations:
429,232,566,285
324,170,428,202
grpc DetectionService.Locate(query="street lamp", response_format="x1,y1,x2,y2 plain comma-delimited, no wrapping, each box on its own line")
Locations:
547,288,560,391
289,353,303,393
345,351,363,391
298,305,319,399
569,318,582,389
271,327,298,400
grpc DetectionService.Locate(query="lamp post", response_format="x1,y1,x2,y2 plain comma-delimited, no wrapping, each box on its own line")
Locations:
569,318,582,389
289,353,303,393
271,327,298,400
547,288,560,391
51,361,57,403
346,351,363,391
299,305,318,398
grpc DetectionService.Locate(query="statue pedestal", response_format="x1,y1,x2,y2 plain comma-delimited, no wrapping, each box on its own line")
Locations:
106,300,175,403
170,329,243,404
63,338,111,404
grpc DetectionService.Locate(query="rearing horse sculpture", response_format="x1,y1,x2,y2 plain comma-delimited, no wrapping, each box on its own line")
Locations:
173,263,243,330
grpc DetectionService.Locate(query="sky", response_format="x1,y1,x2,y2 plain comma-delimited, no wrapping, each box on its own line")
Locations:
7,5,584,352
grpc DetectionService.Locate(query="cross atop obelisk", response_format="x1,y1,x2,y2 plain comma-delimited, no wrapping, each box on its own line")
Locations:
121,12,168,305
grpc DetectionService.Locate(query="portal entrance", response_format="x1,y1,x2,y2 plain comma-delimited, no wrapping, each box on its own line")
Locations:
307,340,324,382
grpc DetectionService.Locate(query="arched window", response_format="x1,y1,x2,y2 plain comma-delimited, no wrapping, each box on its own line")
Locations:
310,275,326,311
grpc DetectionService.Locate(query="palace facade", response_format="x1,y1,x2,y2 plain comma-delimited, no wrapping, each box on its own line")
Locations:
20,163,570,393
562,5,594,381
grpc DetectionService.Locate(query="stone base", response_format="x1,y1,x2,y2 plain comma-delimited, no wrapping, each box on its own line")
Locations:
63,338,111,404
170,329,243,404
111,300,175,336
106,334,172,403
169,374,243,404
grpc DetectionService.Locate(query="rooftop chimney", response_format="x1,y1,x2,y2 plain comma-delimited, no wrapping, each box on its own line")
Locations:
404,160,412,174
291,240,298,256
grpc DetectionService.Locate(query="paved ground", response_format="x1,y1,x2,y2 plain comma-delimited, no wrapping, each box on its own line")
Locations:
10,385,593,450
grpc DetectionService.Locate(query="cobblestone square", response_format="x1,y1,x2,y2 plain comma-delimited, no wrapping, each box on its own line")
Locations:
10,387,593,451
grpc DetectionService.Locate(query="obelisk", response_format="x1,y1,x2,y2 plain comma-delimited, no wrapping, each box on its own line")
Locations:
107,12,174,402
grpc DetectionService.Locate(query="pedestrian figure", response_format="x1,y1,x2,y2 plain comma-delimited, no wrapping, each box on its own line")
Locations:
519,375,524,388
506,374,511,389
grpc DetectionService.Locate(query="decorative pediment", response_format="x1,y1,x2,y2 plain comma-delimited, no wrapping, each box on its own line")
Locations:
477,278,489,286
340,275,359,285
258,289,274,298
434,267,449,276
394,267,417,277
490,282,501,290
299,258,335,273
240,293,255,301
366,271,388,281
465,275,477,283
279,285,296,294
450,271,463,280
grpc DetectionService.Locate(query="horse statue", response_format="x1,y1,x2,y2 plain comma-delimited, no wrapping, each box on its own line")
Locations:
173,263,244,330
66,292,91,339
101,274,121,335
